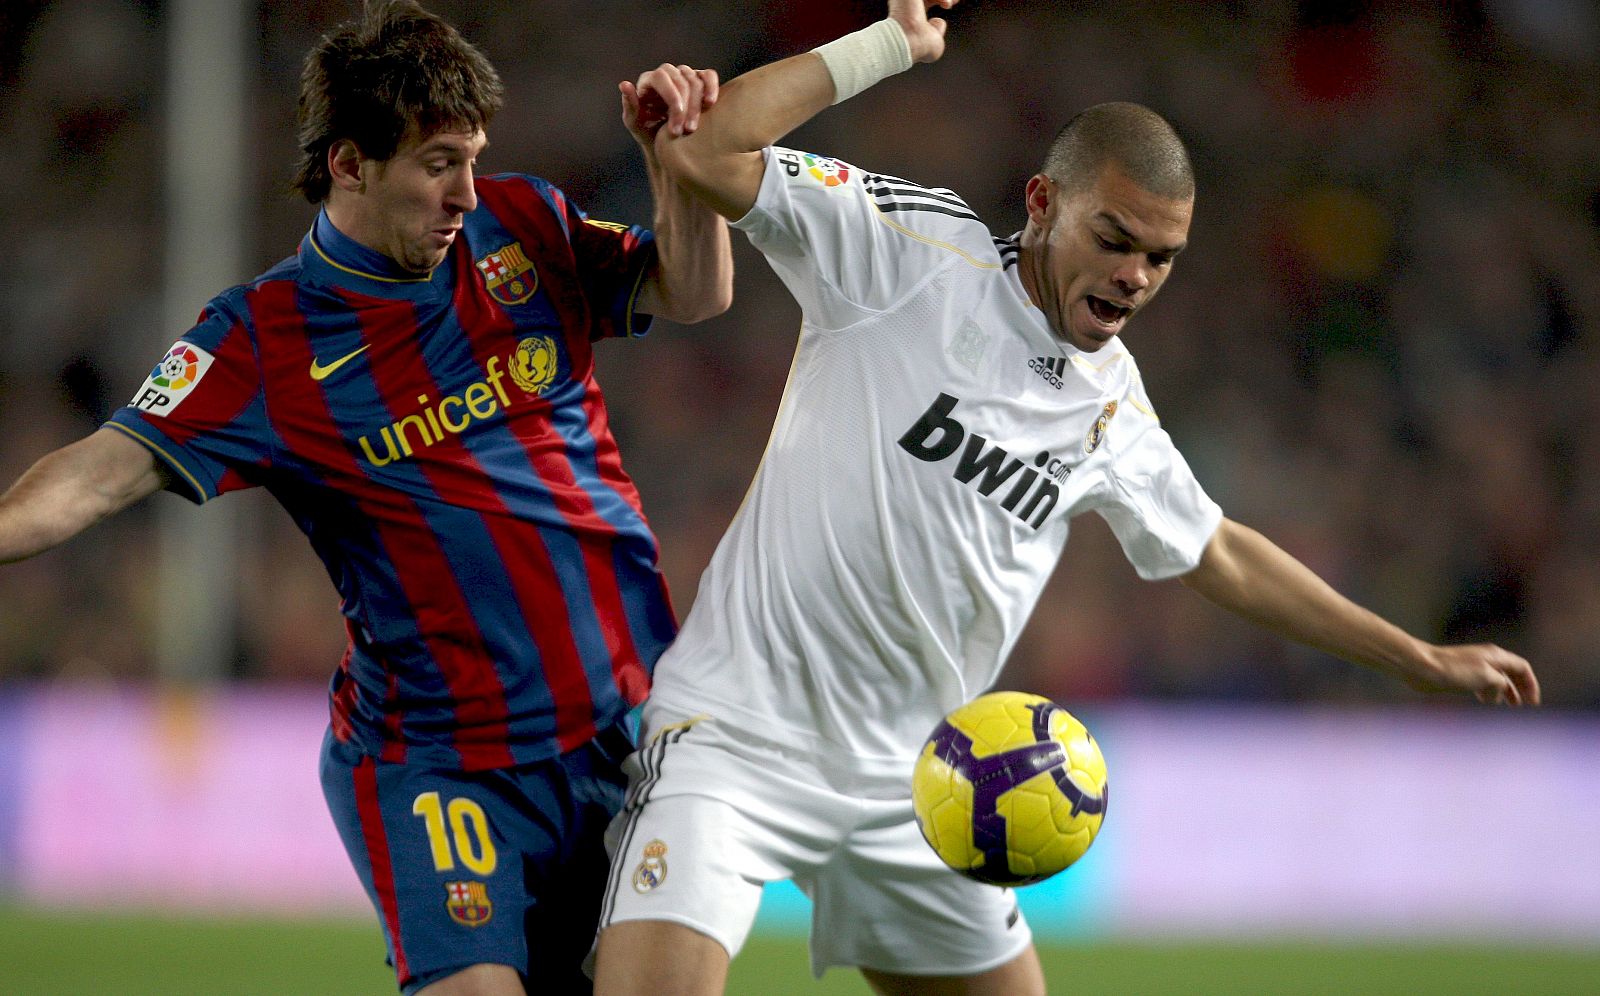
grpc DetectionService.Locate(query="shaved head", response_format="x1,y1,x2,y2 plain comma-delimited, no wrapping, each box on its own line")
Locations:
1041,102,1194,201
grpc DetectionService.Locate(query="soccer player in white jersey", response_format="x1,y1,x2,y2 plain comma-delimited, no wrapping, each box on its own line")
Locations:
594,3,1542,993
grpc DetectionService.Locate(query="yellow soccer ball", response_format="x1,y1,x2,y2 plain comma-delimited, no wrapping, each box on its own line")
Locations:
912,691,1108,886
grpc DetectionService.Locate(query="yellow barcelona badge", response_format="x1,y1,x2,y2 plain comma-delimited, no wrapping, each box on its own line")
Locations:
476,242,539,306
444,880,493,927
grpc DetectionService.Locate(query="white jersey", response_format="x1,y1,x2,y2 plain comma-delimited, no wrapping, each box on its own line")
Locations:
647,147,1222,765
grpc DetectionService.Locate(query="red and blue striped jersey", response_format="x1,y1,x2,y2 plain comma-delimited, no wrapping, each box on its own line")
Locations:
107,174,676,770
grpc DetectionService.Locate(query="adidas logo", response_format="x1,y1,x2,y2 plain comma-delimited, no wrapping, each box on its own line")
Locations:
1028,356,1065,389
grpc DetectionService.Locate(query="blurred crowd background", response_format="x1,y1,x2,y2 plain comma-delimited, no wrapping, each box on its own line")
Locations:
1,0,1596,708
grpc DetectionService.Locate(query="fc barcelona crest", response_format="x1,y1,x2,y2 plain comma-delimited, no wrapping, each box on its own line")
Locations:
445,880,493,927
476,242,539,306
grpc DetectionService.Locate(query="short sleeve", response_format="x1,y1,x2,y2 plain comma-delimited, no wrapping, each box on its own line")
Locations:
104,301,269,504
551,187,658,341
1092,383,1223,580
731,146,983,330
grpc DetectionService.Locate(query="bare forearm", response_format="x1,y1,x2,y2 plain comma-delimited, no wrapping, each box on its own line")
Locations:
656,54,836,220
0,429,165,563
1180,519,1425,677
639,147,733,324
683,54,836,163
1180,517,1539,704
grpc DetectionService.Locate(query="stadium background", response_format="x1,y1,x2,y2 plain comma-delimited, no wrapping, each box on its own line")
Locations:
1,0,1596,992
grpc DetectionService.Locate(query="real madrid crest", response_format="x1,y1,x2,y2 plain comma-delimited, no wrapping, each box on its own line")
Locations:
476,242,539,306
1085,400,1118,454
632,839,669,893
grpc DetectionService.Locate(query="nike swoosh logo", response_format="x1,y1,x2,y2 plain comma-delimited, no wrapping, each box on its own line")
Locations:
309,344,371,381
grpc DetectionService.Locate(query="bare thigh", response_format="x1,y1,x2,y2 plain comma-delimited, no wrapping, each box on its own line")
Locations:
861,945,1046,996
592,919,730,996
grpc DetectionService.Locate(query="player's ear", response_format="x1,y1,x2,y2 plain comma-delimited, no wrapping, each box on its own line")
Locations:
328,139,368,195
1023,174,1055,229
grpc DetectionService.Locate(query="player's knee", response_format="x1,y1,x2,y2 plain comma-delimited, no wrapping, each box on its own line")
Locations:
861,944,1046,996
414,962,525,996
593,919,729,996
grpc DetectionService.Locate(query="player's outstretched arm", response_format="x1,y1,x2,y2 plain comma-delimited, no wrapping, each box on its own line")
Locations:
623,64,734,325
0,428,168,564
641,0,960,221
1179,517,1541,706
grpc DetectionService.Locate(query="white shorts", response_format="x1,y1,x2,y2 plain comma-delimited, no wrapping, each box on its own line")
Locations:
597,715,1033,978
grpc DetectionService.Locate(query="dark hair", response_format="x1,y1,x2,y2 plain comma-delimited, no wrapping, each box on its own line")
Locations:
291,0,503,203
1041,102,1194,201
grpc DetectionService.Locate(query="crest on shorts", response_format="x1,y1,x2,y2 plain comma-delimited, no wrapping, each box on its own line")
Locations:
445,880,493,927
476,242,539,306
631,839,669,893
1085,400,1118,454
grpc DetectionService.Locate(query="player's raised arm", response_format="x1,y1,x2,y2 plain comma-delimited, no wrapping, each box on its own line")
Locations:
1180,517,1541,706
642,0,960,221
624,64,734,324
0,428,169,564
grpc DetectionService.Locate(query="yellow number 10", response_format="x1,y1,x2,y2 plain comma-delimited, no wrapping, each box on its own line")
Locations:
411,792,498,876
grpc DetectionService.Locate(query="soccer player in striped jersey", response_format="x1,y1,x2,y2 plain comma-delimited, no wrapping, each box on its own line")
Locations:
0,3,729,994
593,2,1540,994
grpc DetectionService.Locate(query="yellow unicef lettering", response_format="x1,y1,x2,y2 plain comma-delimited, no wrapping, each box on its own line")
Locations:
394,412,434,457
418,394,445,440
438,395,469,434
359,428,400,467
485,355,511,407
464,381,497,420
360,349,527,466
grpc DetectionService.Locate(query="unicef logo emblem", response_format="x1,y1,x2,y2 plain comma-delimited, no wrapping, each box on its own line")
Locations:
510,336,559,395
631,839,669,894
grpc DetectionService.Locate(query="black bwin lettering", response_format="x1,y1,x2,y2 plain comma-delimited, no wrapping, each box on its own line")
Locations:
898,393,1059,529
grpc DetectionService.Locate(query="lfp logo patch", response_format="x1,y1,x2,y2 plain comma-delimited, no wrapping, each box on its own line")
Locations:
131,341,215,417
803,154,850,188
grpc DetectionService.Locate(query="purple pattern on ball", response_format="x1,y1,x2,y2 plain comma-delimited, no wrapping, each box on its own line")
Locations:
926,700,1100,885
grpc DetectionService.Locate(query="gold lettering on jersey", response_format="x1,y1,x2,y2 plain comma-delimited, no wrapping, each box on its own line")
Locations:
357,349,540,467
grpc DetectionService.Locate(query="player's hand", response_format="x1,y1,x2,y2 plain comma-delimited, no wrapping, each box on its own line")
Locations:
620,64,720,148
1406,643,1541,706
889,0,959,64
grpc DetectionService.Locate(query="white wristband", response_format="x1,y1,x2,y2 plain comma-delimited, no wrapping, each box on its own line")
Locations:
813,19,914,105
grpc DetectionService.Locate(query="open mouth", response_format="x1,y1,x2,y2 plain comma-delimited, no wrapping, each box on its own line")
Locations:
1086,296,1131,327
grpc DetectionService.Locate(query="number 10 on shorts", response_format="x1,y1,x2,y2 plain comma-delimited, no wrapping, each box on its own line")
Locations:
412,792,498,876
